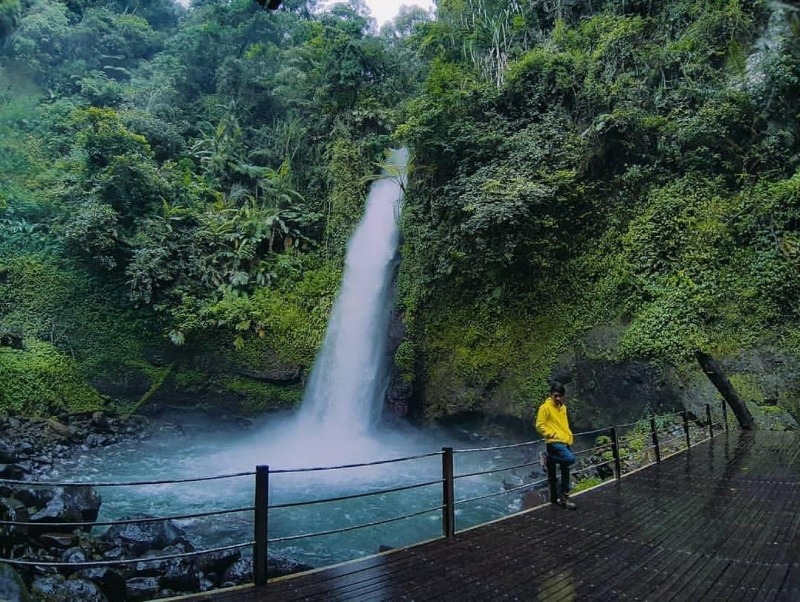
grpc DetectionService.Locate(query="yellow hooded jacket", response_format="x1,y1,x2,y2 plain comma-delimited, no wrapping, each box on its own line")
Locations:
536,396,574,445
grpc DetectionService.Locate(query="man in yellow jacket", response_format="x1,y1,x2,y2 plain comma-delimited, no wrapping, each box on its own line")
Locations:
536,382,577,509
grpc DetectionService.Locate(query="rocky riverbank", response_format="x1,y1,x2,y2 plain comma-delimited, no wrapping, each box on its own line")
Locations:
0,412,310,602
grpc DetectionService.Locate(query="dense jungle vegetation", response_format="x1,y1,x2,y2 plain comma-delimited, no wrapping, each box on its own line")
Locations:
1,0,799,426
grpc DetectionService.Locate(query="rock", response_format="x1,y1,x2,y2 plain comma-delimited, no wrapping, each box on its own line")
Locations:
160,563,201,592
13,440,33,457
0,439,17,463
502,475,524,490
221,557,252,583
85,434,111,448
61,547,86,565
73,568,127,602
28,486,102,532
0,464,28,480
46,420,76,441
39,533,76,549
0,562,32,602
31,574,108,602
267,553,313,578
103,520,190,555
101,547,126,562
90,412,109,430
194,548,241,576
125,577,160,602
0,497,29,549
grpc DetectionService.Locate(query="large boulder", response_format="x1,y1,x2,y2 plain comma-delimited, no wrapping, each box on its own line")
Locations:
27,486,102,532
0,562,31,602
102,519,191,555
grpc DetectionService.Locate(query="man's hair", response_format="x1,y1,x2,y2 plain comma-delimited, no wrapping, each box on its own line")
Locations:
550,382,566,395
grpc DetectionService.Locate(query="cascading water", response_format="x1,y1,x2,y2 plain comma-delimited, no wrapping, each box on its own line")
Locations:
294,148,408,441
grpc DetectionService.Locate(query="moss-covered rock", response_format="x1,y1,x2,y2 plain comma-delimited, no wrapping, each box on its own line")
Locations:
0,340,107,416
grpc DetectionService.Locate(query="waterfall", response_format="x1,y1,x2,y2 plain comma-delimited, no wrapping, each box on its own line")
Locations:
744,5,792,88
294,148,408,443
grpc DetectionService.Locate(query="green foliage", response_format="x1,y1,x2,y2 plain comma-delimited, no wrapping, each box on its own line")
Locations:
226,377,303,413
324,134,373,254
2,0,800,424
573,476,603,493
191,256,341,366
0,256,76,343
418,299,580,418
0,0,21,39
0,339,105,415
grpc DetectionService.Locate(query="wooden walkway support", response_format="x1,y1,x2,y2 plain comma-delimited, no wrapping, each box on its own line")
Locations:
174,429,800,601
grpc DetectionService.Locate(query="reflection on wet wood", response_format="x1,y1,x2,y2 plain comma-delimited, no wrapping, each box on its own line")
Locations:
175,430,800,601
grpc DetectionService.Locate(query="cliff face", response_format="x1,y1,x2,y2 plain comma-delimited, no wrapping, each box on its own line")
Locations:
399,320,800,432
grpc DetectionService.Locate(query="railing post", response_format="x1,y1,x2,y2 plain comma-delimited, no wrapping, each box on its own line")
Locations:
721,399,729,431
610,426,621,479
650,417,661,463
254,465,269,586
682,411,691,448
706,404,713,439
442,447,455,538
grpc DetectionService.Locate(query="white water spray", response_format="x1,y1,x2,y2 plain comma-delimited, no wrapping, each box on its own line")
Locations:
293,148,408,445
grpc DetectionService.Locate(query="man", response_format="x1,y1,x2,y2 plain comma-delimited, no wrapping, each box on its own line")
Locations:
536,382,577,509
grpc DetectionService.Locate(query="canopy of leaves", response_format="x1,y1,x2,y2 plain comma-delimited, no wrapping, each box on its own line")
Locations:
2,0,800,421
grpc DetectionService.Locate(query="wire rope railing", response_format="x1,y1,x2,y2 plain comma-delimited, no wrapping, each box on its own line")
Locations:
0,401,734,591
268,504,444,544
0,505,254,528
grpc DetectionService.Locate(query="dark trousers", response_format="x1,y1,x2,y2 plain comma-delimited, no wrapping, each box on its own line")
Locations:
546,442,576,500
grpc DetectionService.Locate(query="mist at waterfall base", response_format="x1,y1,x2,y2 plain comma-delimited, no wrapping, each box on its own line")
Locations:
55,151,543,568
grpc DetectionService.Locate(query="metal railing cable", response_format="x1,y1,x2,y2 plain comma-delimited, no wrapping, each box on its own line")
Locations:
454,438,544,453
573,426,614,437
269,478,443,510
0,541,254,568
0,471,254,488
455,477,549,506
267,504,444,544
657,434,687,448
0,505,254,528
573,442,614,456
572,460,613,475
268,451,442,474
454,459,538,481
614,419,648,429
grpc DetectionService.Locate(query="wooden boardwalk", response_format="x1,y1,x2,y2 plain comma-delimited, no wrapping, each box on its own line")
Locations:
177,429,800,601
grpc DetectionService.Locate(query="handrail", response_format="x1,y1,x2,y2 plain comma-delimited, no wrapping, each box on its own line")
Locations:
455,459,537,481
0,401,731,592
269,478,443,510
269,450,442,474
0,541,253,568
455,438,544,453
0,505,254,528
268,504,444,544
455,476,549,506
0,471,255,487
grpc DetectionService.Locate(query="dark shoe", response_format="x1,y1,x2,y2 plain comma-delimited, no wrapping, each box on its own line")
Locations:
557,494,577,510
